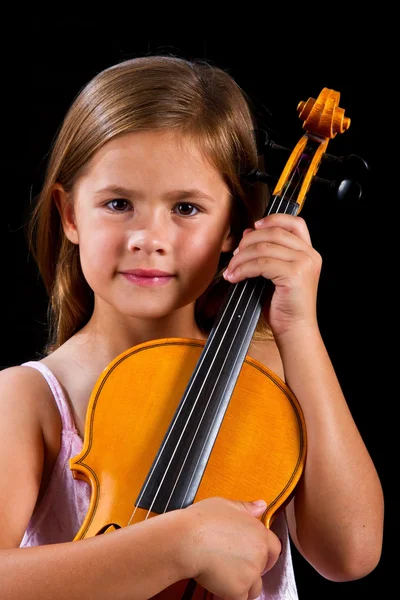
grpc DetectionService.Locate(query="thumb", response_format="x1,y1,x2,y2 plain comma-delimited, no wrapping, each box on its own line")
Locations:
238,499,267,516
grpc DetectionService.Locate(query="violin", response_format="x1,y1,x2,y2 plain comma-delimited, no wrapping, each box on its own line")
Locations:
69,88,362,599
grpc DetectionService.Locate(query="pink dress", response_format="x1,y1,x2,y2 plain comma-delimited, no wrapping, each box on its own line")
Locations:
20,361,299,599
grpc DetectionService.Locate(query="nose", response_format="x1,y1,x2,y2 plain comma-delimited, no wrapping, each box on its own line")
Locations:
127,215,172,256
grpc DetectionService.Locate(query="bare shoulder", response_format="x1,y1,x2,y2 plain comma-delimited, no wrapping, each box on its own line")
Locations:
0,365,60,548
0,364,57,420
0,364,62,466
247,338,285,381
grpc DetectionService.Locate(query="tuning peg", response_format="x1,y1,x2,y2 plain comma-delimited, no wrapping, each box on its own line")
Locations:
336,178,363,202
245,168,280,200
323,153,369,180
254,128,370,180
245,169,275,186
343,153,369,173
247,168,364,202
253,129,290,156
313,175,363,201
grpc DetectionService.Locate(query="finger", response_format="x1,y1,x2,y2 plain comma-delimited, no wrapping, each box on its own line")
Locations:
235,226,312,259
262,531,282,573
254,214,312,246
247,576,263,599
224,256,300,284
242,228,254,236
227,242,301,275
235,499,268,516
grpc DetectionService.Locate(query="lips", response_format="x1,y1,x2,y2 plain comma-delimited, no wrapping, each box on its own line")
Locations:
120,269,174,286
121,269,174,277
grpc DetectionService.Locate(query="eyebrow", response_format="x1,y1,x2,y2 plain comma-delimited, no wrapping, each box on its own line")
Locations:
93,185,217,202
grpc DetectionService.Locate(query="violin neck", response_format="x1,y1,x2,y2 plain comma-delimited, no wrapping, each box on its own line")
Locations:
265,195,300,219
207,192,301,367
195,194,300,392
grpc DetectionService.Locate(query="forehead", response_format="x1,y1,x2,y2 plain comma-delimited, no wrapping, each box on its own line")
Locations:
77,130,229,195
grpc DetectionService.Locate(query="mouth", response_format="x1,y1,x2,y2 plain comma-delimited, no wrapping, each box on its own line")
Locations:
120,269,174,287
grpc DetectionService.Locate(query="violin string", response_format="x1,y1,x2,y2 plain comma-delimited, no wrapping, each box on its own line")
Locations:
149,190,294,515
176,153,308,600
273,151,309,210
128,156,305,524
177,284,266,510
176,187,295,508
173,178,304,509
164,284,262,512
138,282,253,520
127,281,251,524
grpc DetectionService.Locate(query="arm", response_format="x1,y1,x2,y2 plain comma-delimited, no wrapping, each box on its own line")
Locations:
0,367,185,599
278,324,384,581
224,213,384,582
1,512,188,600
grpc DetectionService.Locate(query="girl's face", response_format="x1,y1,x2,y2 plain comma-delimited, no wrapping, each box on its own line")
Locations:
57,130,235,327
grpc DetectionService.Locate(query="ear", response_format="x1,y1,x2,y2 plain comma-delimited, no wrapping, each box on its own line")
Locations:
221,227,236,254
53,183,79,244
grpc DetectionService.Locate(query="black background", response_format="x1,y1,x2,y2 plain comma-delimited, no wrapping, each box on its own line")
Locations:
3,25,391,599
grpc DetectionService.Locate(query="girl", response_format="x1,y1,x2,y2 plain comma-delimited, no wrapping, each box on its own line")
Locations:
0,55,383,600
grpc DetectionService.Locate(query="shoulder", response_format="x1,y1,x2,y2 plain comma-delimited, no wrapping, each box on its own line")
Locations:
0,365,61,548
0,363,53,407
0,364,61,436
247,338,284,381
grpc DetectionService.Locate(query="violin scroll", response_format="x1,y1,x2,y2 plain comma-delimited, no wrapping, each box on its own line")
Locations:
252,88,369,206
297,88,350,138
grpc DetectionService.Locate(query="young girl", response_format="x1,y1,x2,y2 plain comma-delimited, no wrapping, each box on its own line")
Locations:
0,55,383,600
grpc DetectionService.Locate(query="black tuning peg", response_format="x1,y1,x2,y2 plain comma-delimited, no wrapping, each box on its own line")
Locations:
250,129,369,202
245,169,275,186
254,128,370,179
313,175,363,201
246,169,363,202
316,154,369,201
253,129,290,156
336,178,363,202
343,153,369,174
323,153,370,181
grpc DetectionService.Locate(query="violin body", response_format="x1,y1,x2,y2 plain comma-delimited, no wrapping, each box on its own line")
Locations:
70,338,306,598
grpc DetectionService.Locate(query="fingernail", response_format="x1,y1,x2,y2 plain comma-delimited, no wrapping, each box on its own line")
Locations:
254,218,264,227
252,499,267,508
223,270,234,281
233,247,239,255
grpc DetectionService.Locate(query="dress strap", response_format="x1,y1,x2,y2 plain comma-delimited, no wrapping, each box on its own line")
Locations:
22,361,80,436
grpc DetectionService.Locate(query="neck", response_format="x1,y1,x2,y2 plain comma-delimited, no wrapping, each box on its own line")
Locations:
78,300,206,364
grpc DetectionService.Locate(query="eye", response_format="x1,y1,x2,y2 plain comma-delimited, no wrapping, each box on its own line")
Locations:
106,199,131,212
174,203,200,217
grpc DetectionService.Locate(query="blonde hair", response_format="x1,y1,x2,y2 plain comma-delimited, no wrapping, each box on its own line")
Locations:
28,55,272,353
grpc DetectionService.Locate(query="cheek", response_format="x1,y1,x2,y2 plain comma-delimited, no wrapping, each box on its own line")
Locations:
180,228,225,273
78,225,122,278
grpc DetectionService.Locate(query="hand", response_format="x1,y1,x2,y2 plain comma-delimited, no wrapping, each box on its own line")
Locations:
182,497,281,600
223,213,322,337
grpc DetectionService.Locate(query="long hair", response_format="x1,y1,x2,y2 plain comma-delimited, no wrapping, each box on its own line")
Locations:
28,55,272,354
